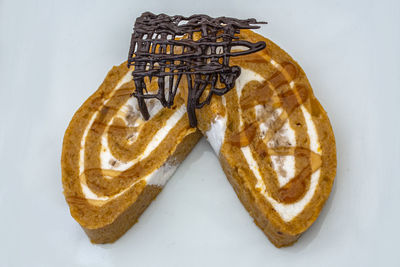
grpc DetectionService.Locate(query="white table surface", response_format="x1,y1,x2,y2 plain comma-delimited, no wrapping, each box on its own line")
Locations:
1,0,399,266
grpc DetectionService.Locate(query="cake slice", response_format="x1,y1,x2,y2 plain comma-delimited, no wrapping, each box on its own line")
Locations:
61,62,201,243
196,30,336,247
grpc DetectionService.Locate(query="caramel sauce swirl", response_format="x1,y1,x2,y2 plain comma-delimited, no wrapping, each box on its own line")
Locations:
225,54,322,205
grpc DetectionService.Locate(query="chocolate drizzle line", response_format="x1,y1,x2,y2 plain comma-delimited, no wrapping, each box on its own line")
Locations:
128,12,266,127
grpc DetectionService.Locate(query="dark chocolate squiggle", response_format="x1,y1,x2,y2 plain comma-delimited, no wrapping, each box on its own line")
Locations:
128,12,266,127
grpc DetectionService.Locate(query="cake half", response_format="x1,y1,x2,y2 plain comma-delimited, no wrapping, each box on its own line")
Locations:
196,30,336,247
62,62,201,243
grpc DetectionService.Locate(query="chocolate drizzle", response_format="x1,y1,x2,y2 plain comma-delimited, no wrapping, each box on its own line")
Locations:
128,12,266,127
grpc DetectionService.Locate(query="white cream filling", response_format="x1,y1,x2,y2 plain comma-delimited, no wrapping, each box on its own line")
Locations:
81,183,109,201
241,146,266,192
205,95,227,155
81,161,178,201
78,70,186,201
145,162,178,186
205,115,227,154
301,105,321,154
270,155,296,187
259,122,268,139
267,120,296,148
256,105,284,140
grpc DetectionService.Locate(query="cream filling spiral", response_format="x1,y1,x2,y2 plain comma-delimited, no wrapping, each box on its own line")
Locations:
78,70,186,203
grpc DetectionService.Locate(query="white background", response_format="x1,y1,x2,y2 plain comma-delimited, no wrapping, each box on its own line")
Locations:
1,0,399,266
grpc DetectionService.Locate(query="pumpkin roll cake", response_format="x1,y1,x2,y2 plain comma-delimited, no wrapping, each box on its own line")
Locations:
62,12,336,247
